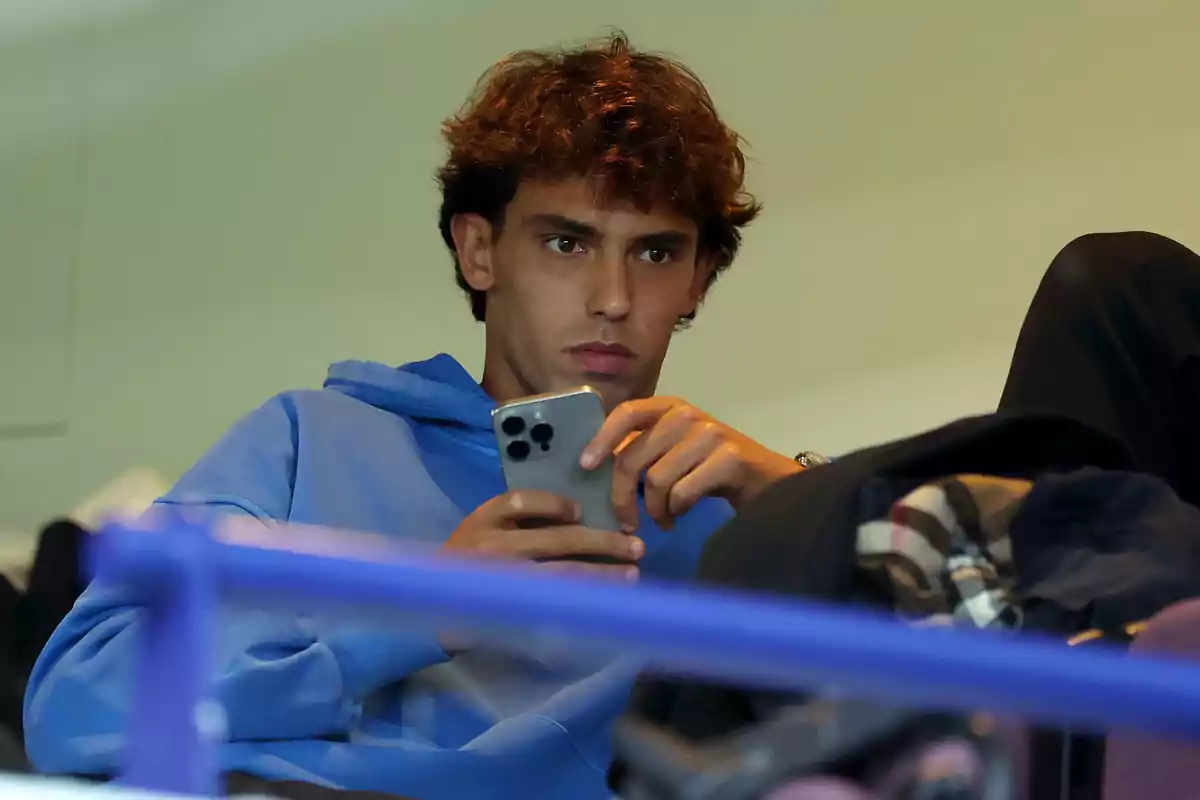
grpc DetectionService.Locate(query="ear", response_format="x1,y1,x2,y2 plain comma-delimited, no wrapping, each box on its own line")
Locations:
682,254,717,317
450,213,496,292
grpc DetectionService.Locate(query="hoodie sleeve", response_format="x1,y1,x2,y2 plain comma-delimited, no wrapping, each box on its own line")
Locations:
23,395,451,776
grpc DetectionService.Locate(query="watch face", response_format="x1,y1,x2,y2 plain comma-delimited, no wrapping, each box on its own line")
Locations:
795,451,829,468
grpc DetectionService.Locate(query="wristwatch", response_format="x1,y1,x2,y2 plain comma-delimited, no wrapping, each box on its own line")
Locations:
793,450,829,469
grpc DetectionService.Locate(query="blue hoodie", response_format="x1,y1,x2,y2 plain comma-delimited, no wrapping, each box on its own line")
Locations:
24,354,732,799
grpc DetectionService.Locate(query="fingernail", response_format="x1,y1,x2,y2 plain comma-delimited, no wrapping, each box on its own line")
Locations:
579,451,597,469
624,567,640,582
571,503,582,521
628,537,645,559
621,521,638,534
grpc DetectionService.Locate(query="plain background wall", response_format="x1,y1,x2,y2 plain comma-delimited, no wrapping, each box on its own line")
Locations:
4,0,1200,541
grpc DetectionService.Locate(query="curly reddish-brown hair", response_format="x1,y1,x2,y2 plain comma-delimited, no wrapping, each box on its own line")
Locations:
437,32,761,324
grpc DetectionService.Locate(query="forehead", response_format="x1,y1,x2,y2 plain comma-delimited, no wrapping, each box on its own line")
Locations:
505,178,697,238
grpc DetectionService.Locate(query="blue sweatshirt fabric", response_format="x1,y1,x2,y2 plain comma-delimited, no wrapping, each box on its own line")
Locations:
24,354,732,799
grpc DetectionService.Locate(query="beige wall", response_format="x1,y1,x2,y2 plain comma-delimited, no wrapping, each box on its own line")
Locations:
3,0,1200,536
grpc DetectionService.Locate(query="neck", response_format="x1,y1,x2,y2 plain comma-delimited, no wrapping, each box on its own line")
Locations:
479,347,531,405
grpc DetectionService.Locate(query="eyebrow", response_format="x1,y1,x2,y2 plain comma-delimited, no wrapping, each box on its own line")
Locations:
523,214,694,248
638,230,692,250
523,214,601,237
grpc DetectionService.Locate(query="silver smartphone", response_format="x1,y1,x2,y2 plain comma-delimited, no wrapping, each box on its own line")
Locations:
492,385,622,535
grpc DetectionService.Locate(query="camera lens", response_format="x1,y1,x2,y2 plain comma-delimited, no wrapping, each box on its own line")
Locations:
530,423,554,444
505,440,531,461
501,415,525,436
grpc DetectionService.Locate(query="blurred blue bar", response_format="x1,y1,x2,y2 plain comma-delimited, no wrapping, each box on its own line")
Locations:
93,512,1200,752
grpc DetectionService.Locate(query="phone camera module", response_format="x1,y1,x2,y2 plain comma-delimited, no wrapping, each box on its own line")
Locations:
505,440,531,461
501,415,526,436
530,423,554,452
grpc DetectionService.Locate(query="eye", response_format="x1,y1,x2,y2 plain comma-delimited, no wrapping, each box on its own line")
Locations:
638,247,675,265
545,235,585,255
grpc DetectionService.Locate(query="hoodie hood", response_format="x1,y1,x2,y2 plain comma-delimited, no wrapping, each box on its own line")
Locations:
323,353,494,431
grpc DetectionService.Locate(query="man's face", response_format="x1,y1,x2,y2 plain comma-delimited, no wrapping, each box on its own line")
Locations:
454,178,709,409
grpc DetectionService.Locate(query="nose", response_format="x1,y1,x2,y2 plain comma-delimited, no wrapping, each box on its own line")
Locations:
585,254,632,321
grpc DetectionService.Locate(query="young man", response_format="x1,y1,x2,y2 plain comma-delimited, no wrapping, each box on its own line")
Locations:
24,34,804,800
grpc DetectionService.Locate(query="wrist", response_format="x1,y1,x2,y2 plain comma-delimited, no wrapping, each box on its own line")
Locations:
793,450,829,469
733,453,806,509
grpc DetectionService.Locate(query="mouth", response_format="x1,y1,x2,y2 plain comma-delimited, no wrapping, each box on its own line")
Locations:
566,342,637,378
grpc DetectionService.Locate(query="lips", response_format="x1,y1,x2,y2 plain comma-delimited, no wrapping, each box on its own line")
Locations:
567,342,636,377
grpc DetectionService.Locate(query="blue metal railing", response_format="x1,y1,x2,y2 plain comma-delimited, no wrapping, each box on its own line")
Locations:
90,510,1200,796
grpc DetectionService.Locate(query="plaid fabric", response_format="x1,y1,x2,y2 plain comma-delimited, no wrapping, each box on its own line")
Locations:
856,475,1031,630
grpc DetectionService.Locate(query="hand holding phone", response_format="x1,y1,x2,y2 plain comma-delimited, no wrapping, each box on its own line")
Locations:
438,489,640,653
441,490,642,578
492,386,624,534
580,395,803,531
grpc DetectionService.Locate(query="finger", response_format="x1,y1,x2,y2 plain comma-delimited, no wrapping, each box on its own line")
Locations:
643,428,723,529
505,526,645,562
609,431,665,532
609,407,697,528
485,490,580,525
609,431,657,532
619,410,710,527
665,443,743,518
608,432,649,532
534,561,640,582
580,397,680,469
615,409,707,529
